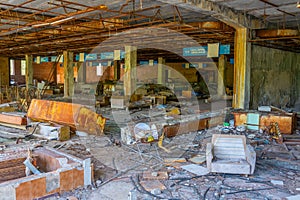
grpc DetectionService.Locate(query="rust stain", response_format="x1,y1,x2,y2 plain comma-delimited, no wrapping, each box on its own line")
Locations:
28,99,106,135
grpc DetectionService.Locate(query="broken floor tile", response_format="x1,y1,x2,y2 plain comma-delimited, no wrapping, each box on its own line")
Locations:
271,180,284,186
189,154,206,164
181,164,209,176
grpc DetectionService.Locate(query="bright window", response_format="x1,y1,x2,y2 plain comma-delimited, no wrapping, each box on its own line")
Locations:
21,60,26,75
10,59,15,75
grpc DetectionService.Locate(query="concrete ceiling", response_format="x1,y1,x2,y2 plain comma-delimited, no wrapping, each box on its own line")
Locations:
0,0,299,58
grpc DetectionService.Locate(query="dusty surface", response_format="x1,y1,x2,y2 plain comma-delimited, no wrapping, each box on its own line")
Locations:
0,102,300,200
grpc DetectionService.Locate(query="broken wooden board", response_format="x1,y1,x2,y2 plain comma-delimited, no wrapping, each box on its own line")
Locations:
164,158,186,163
0,122,26,130
0,113,27,125
27,99,106,135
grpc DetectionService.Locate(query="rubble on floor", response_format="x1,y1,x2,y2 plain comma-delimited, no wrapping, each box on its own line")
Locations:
0,99,299,199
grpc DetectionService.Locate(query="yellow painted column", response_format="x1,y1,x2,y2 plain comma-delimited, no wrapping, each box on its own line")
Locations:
157,57,166,84
217,55,226,97
233,28,250,109
0,57,9,86
124,46,137,96
25,55,33,90
63,51,74,97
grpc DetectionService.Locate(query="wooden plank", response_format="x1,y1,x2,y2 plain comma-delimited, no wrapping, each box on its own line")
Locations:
0,113,27,125
0,123,27,130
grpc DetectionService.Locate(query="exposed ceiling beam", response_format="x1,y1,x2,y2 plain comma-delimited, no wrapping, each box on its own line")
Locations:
157,0,267,29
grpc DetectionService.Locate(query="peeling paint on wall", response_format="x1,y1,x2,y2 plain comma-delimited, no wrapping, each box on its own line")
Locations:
250,45,300,109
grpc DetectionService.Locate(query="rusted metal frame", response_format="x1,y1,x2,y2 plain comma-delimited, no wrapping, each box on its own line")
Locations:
0,5,107,37
259,0,295,17
7,26,223,53
0,0,36,15
0,13,36,23
0,19,167,50
20,3,69,19
0,4,64,30
246,2,297,13
249,36,300,42
0,2,62,19
119,0,134,13
173,5,183,23
106,8,157,18
47,1,107,23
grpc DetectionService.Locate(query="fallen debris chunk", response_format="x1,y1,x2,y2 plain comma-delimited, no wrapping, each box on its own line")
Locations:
151,188,162,195
36,123,70,141
142,171,168,180
140,180,166,191
181,164,209,176
285,194,300,200
189,154,206,164
27,99,106,135
164,158,187,163
270,180,284,186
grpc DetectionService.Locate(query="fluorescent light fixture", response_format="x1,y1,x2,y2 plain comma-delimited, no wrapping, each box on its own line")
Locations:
50,16,74,25
32,22,51,28
32,16,74,28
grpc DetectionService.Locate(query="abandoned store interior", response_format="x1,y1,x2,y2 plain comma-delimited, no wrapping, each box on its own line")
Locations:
0,0,300,199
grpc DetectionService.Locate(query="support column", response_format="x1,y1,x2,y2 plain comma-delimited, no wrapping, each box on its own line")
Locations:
77,62,85,83
217,55,226,97
157,57,166,84
25,55,33,90
113,60,121,81
63,51,74,97
124,46,137,96
233,28,251,109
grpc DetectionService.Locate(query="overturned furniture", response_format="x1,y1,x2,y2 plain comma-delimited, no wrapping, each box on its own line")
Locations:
206,134,256,175
27,99,106,135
